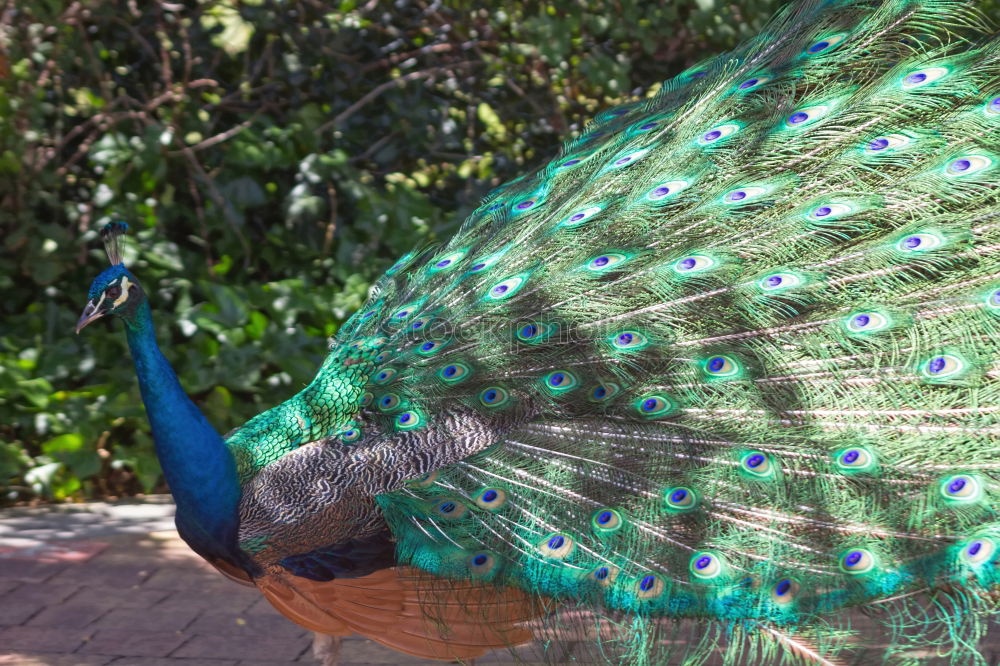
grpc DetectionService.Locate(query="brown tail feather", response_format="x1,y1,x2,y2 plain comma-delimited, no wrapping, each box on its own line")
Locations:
256,566,541,661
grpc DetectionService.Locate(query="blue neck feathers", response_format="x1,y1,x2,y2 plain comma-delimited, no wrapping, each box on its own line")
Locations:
124,302,242,564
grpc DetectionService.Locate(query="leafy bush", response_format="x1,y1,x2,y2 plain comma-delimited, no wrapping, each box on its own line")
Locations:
19,0,990,502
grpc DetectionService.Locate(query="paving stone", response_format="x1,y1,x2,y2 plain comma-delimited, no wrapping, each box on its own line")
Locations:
337,637,442,664
0,653,113,665
66,582,171,609
0,625,92,653
25,601,111,629
157,588,259,615
244,597,287,617
7,581,82,606
0,600,43,626
194,611,308,640
142,566,220,589
106,658,237,666
0,559,68,583
49,562,154,588
173,634,307,662
79,628,190,657
94,605,201,632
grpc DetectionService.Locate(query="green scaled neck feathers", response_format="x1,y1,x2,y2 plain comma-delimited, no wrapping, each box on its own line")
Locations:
223,338,379,482
77,223,244,567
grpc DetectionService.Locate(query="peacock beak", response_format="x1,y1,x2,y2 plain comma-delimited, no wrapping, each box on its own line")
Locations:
75,301,104,334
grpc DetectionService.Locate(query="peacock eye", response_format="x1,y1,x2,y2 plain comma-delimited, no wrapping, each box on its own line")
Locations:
106,285,122,300
945,155,992,177
900,66,949,89
758,272,802,291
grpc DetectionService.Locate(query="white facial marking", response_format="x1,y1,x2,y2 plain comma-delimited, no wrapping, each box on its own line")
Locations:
113,276,132,307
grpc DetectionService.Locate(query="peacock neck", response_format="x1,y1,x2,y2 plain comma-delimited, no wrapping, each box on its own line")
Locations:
124,302,242,564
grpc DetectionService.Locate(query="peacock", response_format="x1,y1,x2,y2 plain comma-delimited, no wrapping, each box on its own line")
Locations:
76,0,1000,663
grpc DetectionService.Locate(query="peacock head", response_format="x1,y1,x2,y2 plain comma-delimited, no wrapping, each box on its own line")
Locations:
76,222,146,333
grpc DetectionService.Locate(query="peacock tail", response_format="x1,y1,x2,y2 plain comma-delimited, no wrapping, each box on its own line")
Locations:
220,0,1000,662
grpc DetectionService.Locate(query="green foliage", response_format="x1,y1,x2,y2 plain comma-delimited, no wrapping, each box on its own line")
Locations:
0,0,792,503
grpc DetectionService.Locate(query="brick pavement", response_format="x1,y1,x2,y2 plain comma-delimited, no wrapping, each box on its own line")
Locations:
2,500,999,666
0,500,519,666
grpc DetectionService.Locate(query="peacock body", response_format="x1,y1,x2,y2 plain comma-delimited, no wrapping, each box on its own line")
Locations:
78,0,1000,663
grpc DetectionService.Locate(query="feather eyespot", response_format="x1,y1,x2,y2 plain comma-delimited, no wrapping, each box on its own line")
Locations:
844,311,890,334
377,393,401,411
945,155,992,177
610,330,648,351
920,353,966,379
395,410,423,431
804,33,847,55
340,427,362,443
673,254,716,273
515,321,555,343
561,204,603,228
607,149,650,169
555,153,591,169
485,276,526,301
703,355,740,378
537,534,574,559
771,578,799,604
543,370,578,393
986,287,1000,312
479,387,510,408
833,447,877,473
900,66,949,90
429,250,466,272
740,451,776,479
664,486,698,512
438,362,471,383
589,382,620,402
392,305,417,320
372,367,397,385
513,195,543,213
586,253,628,272
589,565,619,586
840,548,876,574
635,574,664,599
635,394,677,418
697,123,740,145
723,185,767,203
474,488,507,511
896,231,944,252
864,133,913,153
987,97,1000,116
736,75,769,91
467,251,505,274
433,499,468,519
783,104,831,129
758,272,802,291
468,551,498,576
940,474,981,502
960,537,996,566
807,202,853,221
591,508,623,534
645,180,689,203
690,551,726,580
